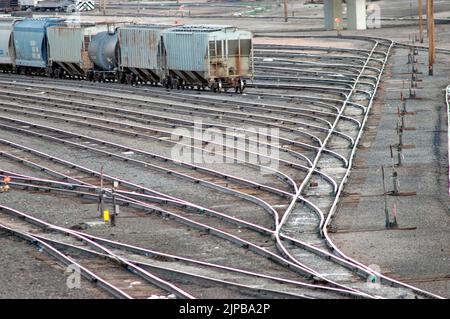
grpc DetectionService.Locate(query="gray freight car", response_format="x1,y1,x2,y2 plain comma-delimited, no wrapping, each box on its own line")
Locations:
47,22,108,78
162,25,253,93
0,19,18,72
118,24,170,85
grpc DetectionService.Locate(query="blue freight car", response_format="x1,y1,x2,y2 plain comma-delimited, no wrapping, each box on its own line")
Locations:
13,18,64,75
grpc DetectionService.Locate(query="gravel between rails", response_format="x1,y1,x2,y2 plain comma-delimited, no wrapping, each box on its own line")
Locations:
0,127,277,229
0,234,111,299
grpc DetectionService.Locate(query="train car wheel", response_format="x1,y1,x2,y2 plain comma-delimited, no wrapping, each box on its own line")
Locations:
125,74,133,85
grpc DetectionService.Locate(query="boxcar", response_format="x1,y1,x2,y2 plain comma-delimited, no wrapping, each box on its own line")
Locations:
0,19,18,72
118,24,170,85
162,25,253,92
13,18,64,75
47,22,108,78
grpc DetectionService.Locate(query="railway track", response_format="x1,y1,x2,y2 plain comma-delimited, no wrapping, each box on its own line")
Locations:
0,179,361,299
0,36,443,299
0,135,375,298
0,204,336,299
0,204,194,299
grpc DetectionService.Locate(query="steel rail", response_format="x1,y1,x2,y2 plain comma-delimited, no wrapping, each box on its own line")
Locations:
0,172,399,298
0,76,362,148
0,38,440,298
0,173,273,237
0,118,340,199
0,97,357,151
247,82,374,100
282,39,388,230
0,74,362,127
319,44,446,300
0,223,134,299
0,170,378,300
241,91,367,113
253,50,371,63
252,75,372,90
0,140,283,235
0,114,343,192
264,37,443,299
254,58,366,74
0,206,195,299
0,86,356,128
254,65,359,81
0,94,333,141
0,76,352,116
0,127,336,234
275,39,389,275
33,235,315,299
0,120,286,225
0,196,359,298
33,181,371,297
0,174,378,298
0,102,295,197
254,44,374,55
1,93,303,187
1,174,426,299
0,79,328,146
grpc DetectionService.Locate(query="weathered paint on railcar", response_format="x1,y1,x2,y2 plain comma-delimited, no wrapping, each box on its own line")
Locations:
13,18,64,69
47,23,108,76
0,19,17,67
162,25,253,86
118,24,169,71
117,24,171,83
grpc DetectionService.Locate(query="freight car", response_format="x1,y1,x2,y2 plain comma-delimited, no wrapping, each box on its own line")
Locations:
162,25,253,93
13,18,64,75
87,28,119,82
0,19,17,72
117,24,170,86
2,18,253,93
47,22,108,78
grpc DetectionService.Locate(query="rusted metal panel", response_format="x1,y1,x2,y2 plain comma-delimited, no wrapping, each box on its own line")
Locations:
0,19,16,65
47,24,107,72
118,24,169,71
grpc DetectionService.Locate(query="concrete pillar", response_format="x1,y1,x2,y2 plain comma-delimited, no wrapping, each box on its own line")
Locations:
347,0,367,30
324,0,343,31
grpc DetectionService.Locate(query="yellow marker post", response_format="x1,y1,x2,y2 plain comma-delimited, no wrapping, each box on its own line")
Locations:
103,210,110,222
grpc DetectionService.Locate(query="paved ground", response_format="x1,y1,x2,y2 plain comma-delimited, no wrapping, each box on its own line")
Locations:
330,46,450,298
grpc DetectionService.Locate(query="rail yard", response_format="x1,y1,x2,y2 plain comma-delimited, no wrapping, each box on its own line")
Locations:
0,0,448,303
